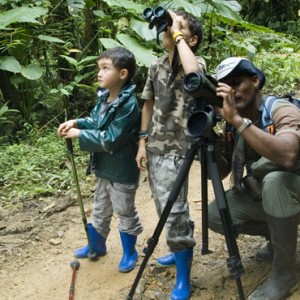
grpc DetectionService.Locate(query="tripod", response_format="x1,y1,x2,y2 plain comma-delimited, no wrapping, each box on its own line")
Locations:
126,137,245,300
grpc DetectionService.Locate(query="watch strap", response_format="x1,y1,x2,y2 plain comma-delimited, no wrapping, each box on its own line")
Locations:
237,118,252,134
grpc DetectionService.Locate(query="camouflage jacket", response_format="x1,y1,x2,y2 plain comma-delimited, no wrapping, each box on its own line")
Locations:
142,53,206,157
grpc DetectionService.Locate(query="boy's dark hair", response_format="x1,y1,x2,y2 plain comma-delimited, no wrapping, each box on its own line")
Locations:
176,11,203,53
98,47,136,83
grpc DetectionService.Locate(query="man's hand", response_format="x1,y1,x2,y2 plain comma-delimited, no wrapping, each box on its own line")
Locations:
216,82,243,127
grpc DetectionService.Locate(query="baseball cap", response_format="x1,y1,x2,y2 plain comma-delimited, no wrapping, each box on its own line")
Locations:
215,57,265,89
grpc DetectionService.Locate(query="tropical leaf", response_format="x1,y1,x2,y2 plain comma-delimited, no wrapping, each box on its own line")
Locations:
168,0,202,17
0,56,22,73
116,33,157,67
21,64,44,80
0,7,48,29
100,38,123,49
38,35,66,43
102,0,145,14
131,19,156,41
210,0,242,21
67,0,86,15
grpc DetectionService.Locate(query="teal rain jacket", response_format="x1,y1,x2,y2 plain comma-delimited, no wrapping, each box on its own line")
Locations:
76,82,140,184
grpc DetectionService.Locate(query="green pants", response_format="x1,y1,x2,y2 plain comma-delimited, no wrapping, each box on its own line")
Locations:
208,171,300,234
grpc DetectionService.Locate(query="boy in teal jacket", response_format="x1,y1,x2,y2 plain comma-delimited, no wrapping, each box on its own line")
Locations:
57,47,143,273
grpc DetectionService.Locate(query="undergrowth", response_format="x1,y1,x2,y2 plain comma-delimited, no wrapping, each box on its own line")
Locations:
0,127,89,210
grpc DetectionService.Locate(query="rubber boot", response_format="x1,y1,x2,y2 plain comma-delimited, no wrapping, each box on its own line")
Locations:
255,241,273,262
119,231,138,273
74,223,106,258
248,215,298,300
170,248,193,300
157,253,175,267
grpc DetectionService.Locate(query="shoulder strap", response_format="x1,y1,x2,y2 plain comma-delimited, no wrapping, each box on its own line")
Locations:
262,96,279,134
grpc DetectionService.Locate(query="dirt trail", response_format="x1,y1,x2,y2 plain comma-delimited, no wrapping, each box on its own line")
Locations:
1,161,300,300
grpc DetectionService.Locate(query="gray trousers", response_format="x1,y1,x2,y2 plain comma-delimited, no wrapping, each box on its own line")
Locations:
208,171,300,234
92,178,143,238
147,151,196,252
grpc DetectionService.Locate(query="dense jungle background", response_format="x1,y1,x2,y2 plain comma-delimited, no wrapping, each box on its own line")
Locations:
0,0,300,299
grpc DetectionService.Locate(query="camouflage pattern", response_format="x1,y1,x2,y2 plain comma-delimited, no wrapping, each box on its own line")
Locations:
142,54,206,157
147,151,196,251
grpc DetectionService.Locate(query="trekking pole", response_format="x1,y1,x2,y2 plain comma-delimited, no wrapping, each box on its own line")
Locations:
66,138,97,260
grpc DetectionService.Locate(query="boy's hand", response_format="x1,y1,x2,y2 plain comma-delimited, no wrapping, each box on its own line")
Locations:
61,128,80,139
57,120,77,137
168,10,181,33
136,143,148,171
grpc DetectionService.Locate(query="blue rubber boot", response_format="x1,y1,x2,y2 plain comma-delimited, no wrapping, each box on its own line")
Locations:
170,248,193,300
74,223,106,259
157,253,175,267
119,231,138,273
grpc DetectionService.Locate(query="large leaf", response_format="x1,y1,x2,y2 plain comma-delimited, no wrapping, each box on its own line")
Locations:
0,56,21,73
241,21,275,33
67,0,86,15
21,64,43,80
131,19,156,41
212,0,241,21
100,36,157,67
116,34,157,67
100,38,123,49
102,0,145,14
38,35,66,43
0,7,48,29
168,0,202,17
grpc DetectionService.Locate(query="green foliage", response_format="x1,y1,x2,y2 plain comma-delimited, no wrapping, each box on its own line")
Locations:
0,128,89,208
0,0,299,207
255,53,300,95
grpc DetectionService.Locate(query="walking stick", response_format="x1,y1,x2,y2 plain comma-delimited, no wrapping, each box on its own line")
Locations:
66,138,97,260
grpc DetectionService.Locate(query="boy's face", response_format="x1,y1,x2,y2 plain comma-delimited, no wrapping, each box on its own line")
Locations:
162,15,191,50
97,58,126,90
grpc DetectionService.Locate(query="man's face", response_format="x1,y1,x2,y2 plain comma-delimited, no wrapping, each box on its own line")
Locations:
222,74,260,113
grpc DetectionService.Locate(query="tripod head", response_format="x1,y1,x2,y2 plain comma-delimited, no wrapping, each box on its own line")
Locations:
183,72,223,140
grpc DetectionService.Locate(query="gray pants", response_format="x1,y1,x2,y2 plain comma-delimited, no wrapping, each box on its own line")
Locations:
92,178,143,238
147,151,196,252
208,171,300,234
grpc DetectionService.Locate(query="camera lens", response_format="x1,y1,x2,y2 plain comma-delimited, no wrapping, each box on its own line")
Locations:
183,72,204,93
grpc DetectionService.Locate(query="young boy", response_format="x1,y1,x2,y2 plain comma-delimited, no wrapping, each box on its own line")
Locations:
57,47,143,273
136,10,206,300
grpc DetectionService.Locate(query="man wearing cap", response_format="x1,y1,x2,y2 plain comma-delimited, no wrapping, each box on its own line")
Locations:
208,57,300,300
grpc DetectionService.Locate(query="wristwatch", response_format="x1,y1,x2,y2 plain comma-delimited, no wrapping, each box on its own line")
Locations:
237,118,252,134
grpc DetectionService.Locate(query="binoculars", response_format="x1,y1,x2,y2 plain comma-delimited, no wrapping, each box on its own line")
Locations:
142,6,173,33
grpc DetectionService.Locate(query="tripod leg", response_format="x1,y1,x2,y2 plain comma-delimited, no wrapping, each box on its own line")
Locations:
205,143,245,300
200,146,211,255
126,142,198,300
